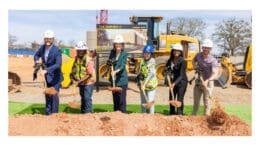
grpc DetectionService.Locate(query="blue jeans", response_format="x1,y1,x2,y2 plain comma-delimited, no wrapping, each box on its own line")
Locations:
79,84,94,113
45,83,60,115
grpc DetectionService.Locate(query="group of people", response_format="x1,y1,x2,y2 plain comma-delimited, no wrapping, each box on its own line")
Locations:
34,30,219,116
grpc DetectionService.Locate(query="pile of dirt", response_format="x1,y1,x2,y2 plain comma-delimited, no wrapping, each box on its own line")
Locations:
9,111,251,136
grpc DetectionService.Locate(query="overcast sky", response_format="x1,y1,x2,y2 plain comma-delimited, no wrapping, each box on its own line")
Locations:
9,10,251,47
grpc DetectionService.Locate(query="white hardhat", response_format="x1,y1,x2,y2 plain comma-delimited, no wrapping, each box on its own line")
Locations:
202,39,213,48
171,43,183,51
75,41,88,50
44,30,55,38
113,34,124,43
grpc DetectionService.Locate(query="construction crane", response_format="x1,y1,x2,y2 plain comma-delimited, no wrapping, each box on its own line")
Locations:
96,10,108,24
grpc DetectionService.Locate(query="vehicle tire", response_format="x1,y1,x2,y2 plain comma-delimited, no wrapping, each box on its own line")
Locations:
155,56,169,85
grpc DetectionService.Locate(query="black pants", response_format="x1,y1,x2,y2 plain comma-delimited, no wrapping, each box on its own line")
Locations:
169,81,187,115
112,84,127,113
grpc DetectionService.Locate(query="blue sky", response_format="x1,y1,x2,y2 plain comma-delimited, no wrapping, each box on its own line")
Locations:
9,10,251,46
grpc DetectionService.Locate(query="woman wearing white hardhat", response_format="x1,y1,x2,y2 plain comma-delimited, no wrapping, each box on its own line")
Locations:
34,30,63,115
163,43,188,115
192,39,219,116
71,41,96,113
107,34,128,113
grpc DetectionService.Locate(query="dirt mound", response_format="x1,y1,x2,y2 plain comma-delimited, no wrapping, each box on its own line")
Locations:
9,112,251,136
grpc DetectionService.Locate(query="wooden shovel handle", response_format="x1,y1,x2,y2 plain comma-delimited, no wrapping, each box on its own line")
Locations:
111,66,115,87
166,75,174,97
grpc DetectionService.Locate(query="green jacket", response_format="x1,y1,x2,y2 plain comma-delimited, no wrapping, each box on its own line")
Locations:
108,49,128,86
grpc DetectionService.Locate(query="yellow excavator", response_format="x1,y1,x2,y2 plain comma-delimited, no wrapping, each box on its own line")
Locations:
219,44,252,88
123,16,200,80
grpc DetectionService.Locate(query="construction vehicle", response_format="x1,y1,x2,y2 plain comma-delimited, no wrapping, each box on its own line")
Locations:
129,16,199,80
219,44,252,88
130,16,199,75
97,16,200,86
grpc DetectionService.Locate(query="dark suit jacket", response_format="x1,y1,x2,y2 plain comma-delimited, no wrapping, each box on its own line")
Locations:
166,57,188,87
108,49,128,86
34,44,63,86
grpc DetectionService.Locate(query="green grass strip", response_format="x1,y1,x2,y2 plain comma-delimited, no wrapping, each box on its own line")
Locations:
8,102,251,124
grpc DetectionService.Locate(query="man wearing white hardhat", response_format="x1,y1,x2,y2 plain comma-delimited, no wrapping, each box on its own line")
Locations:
34,30,63,115
107,34,128,113
163,43,188,115
71,41,96,113
192,39,219,116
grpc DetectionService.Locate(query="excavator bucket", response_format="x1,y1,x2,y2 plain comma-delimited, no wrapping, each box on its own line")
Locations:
216,63,232,88
8,71,21,92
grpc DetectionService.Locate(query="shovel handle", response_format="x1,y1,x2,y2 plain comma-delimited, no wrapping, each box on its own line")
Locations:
139,80,148,101
111,66,115,87
166,75,174,97
73,83,76,96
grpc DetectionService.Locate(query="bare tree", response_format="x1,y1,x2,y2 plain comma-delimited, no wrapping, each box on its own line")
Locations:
212,17,251,56
54,39,67,48
8,34,18,48
170,17,207,40
68,39,76,47
31,41,40,50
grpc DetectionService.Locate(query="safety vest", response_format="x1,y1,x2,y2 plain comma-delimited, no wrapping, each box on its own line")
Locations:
73,55,96,84
139,59,158,90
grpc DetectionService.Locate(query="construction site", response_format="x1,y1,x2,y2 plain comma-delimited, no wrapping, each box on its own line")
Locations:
8,10,252,136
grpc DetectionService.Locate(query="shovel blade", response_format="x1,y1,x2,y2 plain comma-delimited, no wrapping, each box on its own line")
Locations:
142,101,155,109
68,101,80,108
107,86,122,92
43,87,58,95
169,100,182,107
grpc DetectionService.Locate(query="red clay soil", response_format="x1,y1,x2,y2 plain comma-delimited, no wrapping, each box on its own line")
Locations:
9,111,251,136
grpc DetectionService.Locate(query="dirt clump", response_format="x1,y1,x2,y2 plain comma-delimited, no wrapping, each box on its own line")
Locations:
208,97,229,127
